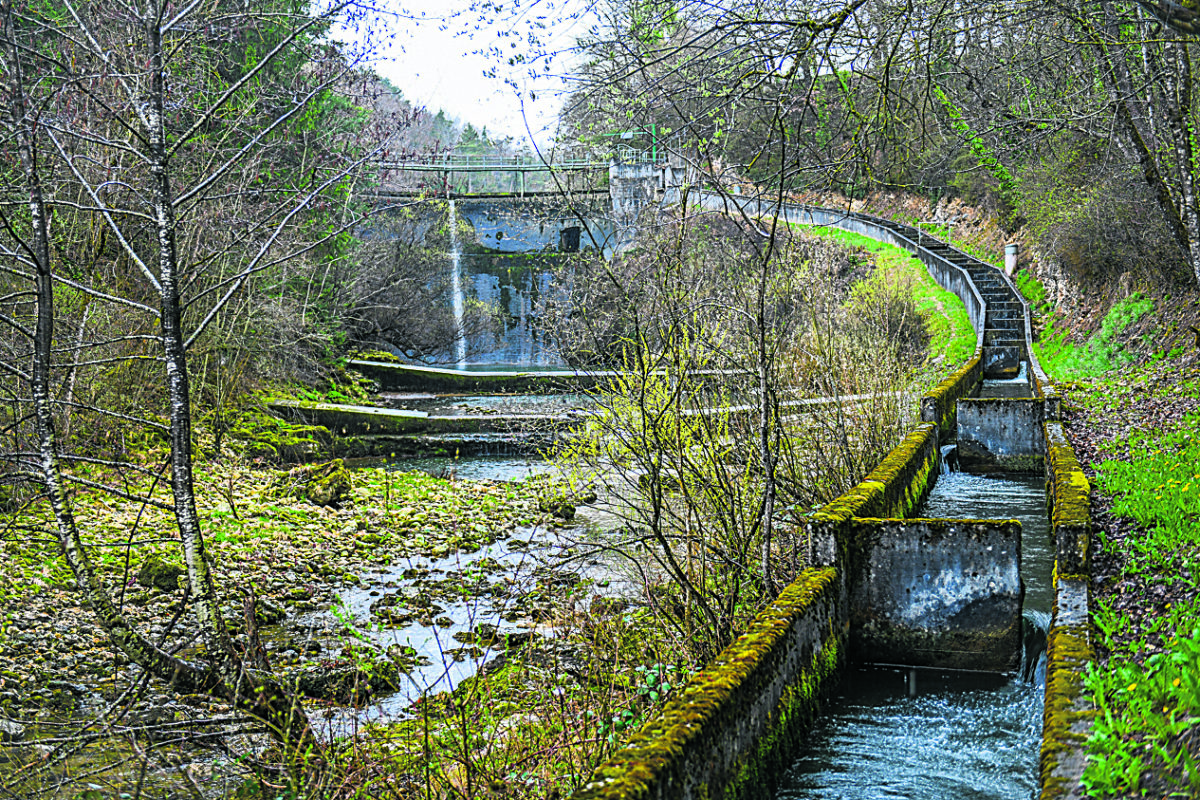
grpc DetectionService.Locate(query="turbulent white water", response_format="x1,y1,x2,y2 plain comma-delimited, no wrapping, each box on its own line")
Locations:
448,199,467,366
777,472,1052,800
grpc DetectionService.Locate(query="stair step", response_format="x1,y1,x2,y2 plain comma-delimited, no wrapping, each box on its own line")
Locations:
988,318,1024,330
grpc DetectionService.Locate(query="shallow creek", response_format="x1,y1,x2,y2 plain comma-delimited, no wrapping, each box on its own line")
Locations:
776,471,1051,800
294,454,632,737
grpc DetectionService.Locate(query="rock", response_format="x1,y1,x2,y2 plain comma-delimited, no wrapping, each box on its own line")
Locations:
0,718,25,743
286,648,400,704
255,597,287,625
137,557,185,591
538,496,575,520
493,713,540,740
283,459,352,507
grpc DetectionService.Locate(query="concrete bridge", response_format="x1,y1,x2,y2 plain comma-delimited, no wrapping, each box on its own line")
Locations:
363,155,685,201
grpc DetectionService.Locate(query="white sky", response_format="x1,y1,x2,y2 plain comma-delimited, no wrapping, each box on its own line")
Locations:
348,0,588,148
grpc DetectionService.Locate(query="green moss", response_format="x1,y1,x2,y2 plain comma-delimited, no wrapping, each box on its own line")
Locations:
921,352,983,435
719,622,844,799
815,424,938,525
1044,422,1091,575
1038,421,1095,800
136,557,185,591
573,568,844,800
1039,618,1095,800
226,406,330,462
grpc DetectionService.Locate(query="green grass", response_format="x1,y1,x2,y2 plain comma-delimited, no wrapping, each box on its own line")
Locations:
1014,268,1047,307
796,225,976,367
1080,391,1200,797
1096,413,1200,583
1036,293,1154,381
1084,601,1200,796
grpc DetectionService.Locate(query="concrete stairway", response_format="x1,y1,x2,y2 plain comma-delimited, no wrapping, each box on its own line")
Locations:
869,221,1025,379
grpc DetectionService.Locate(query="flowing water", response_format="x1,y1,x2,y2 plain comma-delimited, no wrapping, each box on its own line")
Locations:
448,199,467,366
776,470,1051,799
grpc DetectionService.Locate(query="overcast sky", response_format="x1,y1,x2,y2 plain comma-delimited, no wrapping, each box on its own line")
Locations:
348,0,587,147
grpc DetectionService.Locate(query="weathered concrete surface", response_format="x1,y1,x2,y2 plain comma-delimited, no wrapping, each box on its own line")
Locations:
958,398,1046,472
269,399,579,435
1045,421,1091,577
848,518,1023,671
573,568,847,800
805,423,941,569
348,360,598,393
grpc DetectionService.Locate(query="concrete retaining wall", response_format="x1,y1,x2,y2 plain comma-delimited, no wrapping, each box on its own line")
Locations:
268,399,575,435
1039,420,1094,800
921,354,984,438
573,568,846,800
957,397,1046,472
805,422,941,568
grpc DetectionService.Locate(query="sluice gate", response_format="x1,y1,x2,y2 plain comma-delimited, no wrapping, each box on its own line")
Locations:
571,198,1092,800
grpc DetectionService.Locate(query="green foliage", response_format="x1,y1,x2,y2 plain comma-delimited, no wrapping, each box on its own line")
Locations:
796,226,975,369
1014,269,1047,307
1096,413,1200,582
1036,294,1154,380
934,86,1017,203
1083,600,1200,796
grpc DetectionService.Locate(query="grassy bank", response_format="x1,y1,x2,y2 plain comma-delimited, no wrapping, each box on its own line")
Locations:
1058,360,1200,797
794,225,977,375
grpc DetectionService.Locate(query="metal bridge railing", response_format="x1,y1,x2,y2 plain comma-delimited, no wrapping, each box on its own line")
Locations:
375,156,611,172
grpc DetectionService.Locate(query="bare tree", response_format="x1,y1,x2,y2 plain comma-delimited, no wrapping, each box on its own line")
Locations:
0,0,399,784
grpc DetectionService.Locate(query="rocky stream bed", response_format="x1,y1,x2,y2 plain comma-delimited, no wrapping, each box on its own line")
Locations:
0,458,626,798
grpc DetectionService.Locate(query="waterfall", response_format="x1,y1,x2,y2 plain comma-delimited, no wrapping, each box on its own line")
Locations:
448,200,467,367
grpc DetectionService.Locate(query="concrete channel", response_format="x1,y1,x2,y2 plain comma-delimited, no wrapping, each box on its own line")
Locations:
569,197,1092,800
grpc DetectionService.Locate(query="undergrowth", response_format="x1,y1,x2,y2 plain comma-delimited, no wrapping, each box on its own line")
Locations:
1036,293,1155,381
1081,380,1200,797
1096,414,1200,582
796,226,976,368
1084,601,1200,797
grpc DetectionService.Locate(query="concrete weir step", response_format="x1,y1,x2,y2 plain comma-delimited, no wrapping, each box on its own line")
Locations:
985,332,1025,347
268,399,581,436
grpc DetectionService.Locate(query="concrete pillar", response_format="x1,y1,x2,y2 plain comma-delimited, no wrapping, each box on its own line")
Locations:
609,161,658,252
1005,243,1019,275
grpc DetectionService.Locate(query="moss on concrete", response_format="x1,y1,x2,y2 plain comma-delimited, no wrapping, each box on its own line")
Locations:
1044,422,1091,576
921,351,983,436
572,568,845,800
1039,415,1094,800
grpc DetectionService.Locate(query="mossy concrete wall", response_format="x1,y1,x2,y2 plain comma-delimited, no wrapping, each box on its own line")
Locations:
572,568,846,800
1039,420,1094,800
269,399,575,435
957,397,1046,473
348,360,594,393
848,518,1023,671
921,353,984,438
805,422,941,568
1044,423,1091,577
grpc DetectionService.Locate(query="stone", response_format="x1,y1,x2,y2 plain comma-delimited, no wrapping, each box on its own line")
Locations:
302,459,352,507
0,718,25,743
254,597,287,625
287,649,400,704
137,557,186,591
